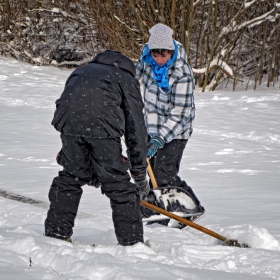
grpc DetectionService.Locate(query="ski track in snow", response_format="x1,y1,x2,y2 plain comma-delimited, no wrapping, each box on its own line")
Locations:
1,56,280,279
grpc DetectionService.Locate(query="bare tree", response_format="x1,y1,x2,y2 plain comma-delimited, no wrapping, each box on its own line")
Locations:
88,0,280,91
0,0,279,90
0,0,99,66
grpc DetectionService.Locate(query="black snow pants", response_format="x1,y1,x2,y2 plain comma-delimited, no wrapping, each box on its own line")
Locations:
45,134,143,246
149,139,201,225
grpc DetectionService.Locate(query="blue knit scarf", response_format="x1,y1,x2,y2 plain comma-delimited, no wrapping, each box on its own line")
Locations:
142,40,178,93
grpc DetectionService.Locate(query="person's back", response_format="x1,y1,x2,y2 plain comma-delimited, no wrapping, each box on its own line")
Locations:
52,51,142,139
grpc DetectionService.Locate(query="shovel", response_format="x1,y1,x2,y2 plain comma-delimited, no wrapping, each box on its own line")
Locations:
140,158,249,248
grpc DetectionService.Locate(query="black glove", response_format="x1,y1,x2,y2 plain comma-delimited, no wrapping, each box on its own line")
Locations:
133,174,150,199
147,135,165,158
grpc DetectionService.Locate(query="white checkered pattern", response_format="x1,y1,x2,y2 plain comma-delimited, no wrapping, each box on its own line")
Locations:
136,41,195,143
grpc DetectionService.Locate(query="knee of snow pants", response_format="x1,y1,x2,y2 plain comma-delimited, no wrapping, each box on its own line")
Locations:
150,139,188,187
46,134,144,245
84,137,144,246
101,179,144,246
45,170,84,239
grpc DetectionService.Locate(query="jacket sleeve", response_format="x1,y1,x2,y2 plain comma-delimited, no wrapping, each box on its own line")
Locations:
135,59,144,81
159,73,195,143
135,44,146,80
120,76,148,176
51,70,82,132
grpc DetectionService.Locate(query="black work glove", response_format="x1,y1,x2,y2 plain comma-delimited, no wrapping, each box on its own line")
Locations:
132,174,150,199
147,135,165,158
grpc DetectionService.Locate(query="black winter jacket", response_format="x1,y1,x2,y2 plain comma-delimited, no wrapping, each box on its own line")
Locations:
52,50,148,175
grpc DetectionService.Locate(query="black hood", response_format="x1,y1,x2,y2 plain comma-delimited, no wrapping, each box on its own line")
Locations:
90,50,136,76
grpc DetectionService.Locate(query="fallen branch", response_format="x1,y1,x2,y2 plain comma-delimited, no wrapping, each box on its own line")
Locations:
193,59,233,78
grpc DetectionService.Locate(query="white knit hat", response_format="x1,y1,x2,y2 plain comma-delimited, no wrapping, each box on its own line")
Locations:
148,23,175,50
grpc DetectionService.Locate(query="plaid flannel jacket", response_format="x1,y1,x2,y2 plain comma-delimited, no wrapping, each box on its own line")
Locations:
135,41,195,143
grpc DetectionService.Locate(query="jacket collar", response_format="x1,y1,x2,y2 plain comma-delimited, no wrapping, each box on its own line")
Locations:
90,50,136,76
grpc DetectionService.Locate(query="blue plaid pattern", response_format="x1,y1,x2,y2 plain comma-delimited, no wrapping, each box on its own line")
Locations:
136,41,195,143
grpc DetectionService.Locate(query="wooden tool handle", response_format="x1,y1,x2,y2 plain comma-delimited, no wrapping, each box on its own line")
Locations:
146,158,158,188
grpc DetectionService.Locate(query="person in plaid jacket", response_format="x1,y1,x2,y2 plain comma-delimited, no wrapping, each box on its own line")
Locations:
136,23,205,228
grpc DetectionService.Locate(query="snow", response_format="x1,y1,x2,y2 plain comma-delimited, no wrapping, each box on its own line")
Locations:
0,55,280,279
192,58,233,77
52,8,60,13
244,0,256,9
219,7,279,36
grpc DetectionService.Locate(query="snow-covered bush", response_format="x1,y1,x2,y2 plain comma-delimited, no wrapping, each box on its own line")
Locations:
0,0,279,90
89,0,280,91
0,0,100,67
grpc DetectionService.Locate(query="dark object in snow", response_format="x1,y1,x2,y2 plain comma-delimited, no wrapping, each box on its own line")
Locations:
226,239,250,248
45,233,72,243
0,188,45,206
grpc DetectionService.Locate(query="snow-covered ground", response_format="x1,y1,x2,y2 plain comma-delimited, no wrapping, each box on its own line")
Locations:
0,56,279,280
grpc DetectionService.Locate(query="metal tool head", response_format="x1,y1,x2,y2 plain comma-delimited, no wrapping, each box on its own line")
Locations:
226,239,250,248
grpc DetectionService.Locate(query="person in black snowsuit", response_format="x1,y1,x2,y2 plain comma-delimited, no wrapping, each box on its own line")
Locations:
45,50,149,246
